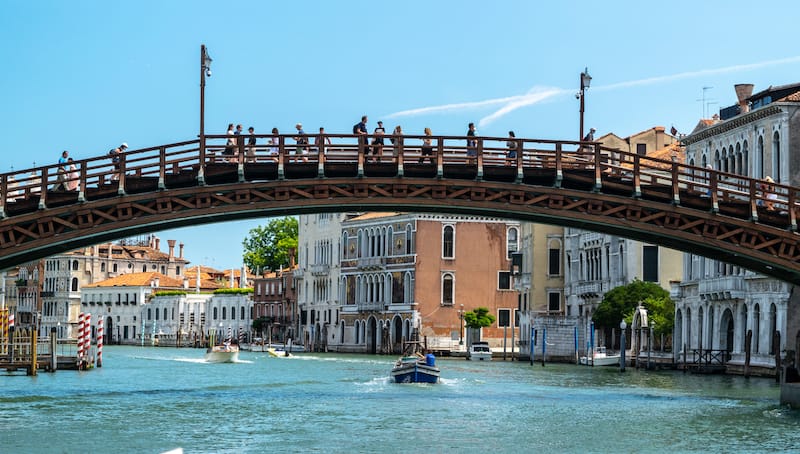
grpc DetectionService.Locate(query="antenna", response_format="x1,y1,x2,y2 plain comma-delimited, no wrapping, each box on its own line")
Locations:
696,86,716,119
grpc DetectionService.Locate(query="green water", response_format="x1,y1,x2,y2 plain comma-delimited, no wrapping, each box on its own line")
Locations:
0,346,798,453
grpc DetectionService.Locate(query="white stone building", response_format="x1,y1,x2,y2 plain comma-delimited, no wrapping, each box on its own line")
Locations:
674,82,800,374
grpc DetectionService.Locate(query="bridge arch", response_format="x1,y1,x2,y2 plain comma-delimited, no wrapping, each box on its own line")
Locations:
2,135,800,283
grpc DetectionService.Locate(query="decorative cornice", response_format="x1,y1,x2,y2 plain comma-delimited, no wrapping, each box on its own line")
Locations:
682,105,783,145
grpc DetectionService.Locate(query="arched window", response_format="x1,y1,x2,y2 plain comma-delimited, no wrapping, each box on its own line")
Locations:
213,307,218,320
71,277,79,292
163,308,168,321
231,306,236,320
101,262,106,272
773,131,781,182
769,303,778,355
112,263,118,273
740,304,748,351
757,135,765,178
222,307,227,320
72,260,79,271
442,225,455,259
441,273,454,306
742,140,749,176
735,143,742,175
507,226,519,259
406,224,413,254
241,307,245,320
753,303,761,354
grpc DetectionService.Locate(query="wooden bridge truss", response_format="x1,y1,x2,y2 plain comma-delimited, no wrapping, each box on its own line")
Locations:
1,133,800,283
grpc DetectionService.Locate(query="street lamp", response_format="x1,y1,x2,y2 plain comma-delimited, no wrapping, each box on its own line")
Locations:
577,67,592,142
458,304,465,346
199,44,212,185
619,320,627,372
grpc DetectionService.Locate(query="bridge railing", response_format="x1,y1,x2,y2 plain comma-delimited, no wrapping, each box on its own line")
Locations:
1,134,798,231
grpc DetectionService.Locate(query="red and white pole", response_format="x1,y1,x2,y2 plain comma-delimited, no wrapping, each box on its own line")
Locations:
77,312,85,360
83,313,92,364
96,318,103,368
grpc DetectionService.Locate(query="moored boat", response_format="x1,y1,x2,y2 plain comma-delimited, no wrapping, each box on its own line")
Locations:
467,341,492,361
579,346,620,366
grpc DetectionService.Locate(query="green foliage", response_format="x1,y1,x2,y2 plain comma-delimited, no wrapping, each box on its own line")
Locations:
464,307,496,329
252,316,272,332
242,217,299,273
152,290,188,297
593,279,674,336
213,288,254,295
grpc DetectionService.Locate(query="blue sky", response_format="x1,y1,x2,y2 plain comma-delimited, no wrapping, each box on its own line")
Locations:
2,0,800,271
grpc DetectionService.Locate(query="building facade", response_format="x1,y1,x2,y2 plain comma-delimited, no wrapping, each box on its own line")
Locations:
674,82,800,374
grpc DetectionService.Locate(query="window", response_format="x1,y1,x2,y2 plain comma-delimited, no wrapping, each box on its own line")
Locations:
548,247,561,276
442,225,454,259
222,307,227,320
498,271,512,290
548,292,561,312
441,273,454,306
636,143,647,156
213,307,218,320
101,263,106,272
71,277,79,292
498,309,511,327
112,264,118,273
506,227,518,259
72,260,79,271
241,306,245,320
642,245,658,282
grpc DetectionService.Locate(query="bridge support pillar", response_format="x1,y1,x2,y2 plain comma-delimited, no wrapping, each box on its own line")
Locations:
238,163,245,183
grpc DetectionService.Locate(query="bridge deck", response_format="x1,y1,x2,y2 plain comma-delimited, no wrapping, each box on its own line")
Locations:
0,133,799,282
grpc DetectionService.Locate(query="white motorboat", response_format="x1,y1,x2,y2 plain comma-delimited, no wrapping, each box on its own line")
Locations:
580,346,620,366
205,343,240,363
468,341,492,361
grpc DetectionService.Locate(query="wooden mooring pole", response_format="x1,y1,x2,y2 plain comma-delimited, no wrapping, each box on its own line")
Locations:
28,329,37,376
49,328,57,372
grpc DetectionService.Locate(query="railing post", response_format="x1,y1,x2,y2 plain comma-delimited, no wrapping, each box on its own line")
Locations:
476,138,484,181
593,143,602,192
671,161,680,205
317,134,325,178
790,188,797,232
554,143,563,188
237,140,245,183
749,178,759,222
117,154,127,196
158,146,166,190
78,164,86,202
277,137,285,180
515,138,523,183
0,174,6,219
357,137,365,178
396,137,404,177
198,137,206,186
710,170,719,213
436,139,443,178
38,168,48,210
633,155,641,198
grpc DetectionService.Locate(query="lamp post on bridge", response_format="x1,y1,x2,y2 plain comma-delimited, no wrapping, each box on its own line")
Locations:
199,44,212,185
577,67,592,143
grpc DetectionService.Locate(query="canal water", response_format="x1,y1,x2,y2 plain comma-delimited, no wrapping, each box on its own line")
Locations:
1,346,799,453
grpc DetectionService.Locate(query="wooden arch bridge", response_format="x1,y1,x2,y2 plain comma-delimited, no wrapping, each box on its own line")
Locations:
1,133,800,283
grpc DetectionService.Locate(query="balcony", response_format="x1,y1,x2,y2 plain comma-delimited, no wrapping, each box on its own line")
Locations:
699,276,747,301
357,302,384,312
310,264,330,276
357,257,385,270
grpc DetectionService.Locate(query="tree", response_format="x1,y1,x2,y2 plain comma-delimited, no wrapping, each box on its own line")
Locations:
242,217,298,274
464,307,496,329
593,279,674,337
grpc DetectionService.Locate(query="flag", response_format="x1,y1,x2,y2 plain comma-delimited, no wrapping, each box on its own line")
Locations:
670,126,678,136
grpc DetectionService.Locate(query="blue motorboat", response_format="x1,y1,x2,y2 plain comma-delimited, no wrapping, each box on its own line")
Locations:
391,353,440,384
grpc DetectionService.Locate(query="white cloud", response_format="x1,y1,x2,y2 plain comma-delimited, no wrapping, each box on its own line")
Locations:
385,56,800,125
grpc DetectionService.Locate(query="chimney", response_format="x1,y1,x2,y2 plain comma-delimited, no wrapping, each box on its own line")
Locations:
168,240,176,259
155,237,160,251
288,247,296,268
179,243,184,259
734,84,754,114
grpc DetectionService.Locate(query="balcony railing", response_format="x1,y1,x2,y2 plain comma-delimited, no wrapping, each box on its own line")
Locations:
310,264,330,276
357,257,385,270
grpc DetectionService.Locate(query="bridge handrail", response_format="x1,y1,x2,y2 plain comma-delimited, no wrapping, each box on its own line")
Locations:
0,134,797,231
